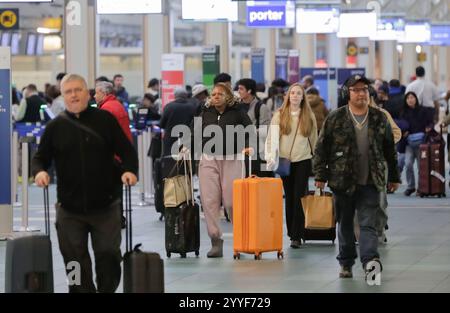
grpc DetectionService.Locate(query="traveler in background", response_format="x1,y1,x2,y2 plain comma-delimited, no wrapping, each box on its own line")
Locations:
147,78,162,113
140,93,161,121
301,75,315,93
265,83,318,249
237,78,272,177
192,84,209,116
113,74,129,104
402,91,435,196
95,81,133,229
306,87,329,133
368,87,401,243
385,79,405,119
56,72,67,92
214,73,233,90
160,88,196,156
147,78,160,98
406,66,440,123
15,84,46,123
46,85,65,117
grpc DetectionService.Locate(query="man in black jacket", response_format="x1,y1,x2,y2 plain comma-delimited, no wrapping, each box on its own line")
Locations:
160,88,196,156
32,74,138,293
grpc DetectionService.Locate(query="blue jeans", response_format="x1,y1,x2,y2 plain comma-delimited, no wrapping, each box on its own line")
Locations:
405,143,421,190
397,152,405,177
335,185,380,268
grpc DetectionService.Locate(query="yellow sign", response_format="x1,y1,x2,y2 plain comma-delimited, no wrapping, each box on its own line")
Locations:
43,17,62,31
0,9,19,30
346,43,358,57
418,52,427,63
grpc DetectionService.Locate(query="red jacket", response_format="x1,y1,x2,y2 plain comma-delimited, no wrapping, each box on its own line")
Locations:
99,94,132,143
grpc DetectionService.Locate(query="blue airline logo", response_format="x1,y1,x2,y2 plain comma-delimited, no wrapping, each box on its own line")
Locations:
247,5,286,27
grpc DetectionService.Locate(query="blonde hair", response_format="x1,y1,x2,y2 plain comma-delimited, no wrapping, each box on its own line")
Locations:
278,83,314,137
211,83,235,107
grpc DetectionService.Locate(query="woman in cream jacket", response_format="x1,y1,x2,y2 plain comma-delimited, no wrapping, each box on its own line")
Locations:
265,83,318,248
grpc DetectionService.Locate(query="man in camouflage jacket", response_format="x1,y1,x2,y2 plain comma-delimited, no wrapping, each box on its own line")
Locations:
313,75,400,280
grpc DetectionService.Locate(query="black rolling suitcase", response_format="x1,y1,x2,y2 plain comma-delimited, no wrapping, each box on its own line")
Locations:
303,228,336,244
5,187,54,293
123,185,164,293
165,156,200,258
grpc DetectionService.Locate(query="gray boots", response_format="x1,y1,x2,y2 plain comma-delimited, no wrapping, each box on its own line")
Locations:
207,238,224,258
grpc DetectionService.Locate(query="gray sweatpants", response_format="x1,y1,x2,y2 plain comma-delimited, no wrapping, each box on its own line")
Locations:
199,155,242,240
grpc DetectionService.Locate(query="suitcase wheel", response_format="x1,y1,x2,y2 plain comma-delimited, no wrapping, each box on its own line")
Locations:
167,252,171,258
180,253,187,258
254,254,262,261
195,250,199,257
277,251,284,260
233,253,241,260
420,194,424,198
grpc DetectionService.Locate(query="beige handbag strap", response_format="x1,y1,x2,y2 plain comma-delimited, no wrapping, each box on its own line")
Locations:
181,151,194,206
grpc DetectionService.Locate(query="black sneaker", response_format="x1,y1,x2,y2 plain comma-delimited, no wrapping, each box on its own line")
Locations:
404,188,416,196
339,266,353,278
290,240,301,249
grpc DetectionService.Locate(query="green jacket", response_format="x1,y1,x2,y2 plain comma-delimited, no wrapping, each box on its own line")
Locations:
313,106,400,195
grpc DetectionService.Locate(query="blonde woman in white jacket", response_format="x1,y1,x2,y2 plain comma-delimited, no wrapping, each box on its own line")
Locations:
265,83,318,249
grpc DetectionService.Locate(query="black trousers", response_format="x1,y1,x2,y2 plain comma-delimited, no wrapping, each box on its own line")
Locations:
281,159,311,241
55,201,122,293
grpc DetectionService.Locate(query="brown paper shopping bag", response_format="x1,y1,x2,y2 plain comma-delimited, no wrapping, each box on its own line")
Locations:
301,189,335,229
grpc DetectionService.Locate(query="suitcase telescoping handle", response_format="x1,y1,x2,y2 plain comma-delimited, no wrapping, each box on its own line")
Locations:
43,186,50,236
125,184,133,253
241,152,252,179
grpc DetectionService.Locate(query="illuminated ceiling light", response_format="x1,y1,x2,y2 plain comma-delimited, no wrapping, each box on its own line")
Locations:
37,27,59,34
416,45,422,54
43,35,62,51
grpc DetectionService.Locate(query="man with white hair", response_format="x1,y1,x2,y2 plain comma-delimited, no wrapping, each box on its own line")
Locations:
95,80,133,229
32,74,138,293
94,81,132,142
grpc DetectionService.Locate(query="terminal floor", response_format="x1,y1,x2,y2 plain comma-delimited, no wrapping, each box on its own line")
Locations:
1,177,450,293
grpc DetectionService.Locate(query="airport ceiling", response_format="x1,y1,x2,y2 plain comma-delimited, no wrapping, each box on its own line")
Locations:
1,0,449,23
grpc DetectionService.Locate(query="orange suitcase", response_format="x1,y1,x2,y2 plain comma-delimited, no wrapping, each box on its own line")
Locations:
233,159,284,260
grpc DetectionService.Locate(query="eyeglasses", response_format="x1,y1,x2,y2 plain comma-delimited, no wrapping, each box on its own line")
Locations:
349,87,369,94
